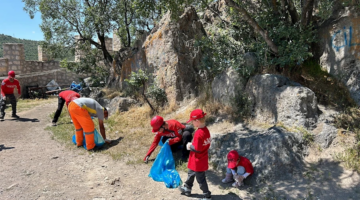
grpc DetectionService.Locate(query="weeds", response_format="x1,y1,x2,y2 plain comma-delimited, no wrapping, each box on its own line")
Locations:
334,106,360,172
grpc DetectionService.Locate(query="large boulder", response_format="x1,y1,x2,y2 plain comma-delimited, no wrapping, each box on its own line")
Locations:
212,53,258,105
110,7,206,103
317,6,360,105
212,68,246,106
108,97,137,113
209,126,305,185
144,7,206,102
245,74,319,129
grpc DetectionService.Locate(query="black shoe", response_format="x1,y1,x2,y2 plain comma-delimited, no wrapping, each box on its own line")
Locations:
0,115,4,121
12,114,20,119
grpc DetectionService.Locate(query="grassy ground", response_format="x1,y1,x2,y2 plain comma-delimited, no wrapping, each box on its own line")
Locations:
3,97,57,114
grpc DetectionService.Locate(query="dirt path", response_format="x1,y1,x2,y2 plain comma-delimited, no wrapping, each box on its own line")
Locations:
0,101,245,200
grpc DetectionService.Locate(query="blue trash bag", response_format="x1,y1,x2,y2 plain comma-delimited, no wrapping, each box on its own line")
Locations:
148,141,182,188
72,129,105,150
159,136,164,147
70,81,82,92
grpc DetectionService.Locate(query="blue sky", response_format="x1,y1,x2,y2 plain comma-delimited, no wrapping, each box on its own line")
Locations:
0,0,43,41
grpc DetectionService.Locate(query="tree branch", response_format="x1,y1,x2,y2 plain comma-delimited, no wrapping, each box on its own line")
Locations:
224,0,278,54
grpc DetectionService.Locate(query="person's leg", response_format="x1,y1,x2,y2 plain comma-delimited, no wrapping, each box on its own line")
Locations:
180,169,196,196
75,109,95,150
68,103,84,147
222,167,234,183
8,94,17,116
181,130,193,158
195,171,211,198
52,97,65,123
0,96,6,118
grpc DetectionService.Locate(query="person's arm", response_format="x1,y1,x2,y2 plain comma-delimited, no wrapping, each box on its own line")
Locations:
16,80,21,95
98,119,107,140
1,81,6,98
144,134,161,161
187,130,203,153
168,134,182,145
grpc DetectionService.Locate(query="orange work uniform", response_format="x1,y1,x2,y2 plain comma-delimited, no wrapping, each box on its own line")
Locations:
68,98,105,150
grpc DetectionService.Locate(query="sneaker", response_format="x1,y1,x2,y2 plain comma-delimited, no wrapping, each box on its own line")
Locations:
52,122,57,126
11,114,20,119
232,181,244,187
179,185,191,196
222,174,234,183
0,115,4,121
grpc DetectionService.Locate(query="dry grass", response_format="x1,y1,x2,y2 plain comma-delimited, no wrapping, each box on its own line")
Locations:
101,88,124,99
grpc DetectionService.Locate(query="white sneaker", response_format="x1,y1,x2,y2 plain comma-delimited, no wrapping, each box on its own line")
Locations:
232,181,244,187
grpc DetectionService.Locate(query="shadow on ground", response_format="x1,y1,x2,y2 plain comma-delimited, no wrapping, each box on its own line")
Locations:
0,144,15,151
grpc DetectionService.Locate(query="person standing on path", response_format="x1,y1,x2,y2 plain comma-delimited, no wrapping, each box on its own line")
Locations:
1,71,21,121
179,109,212,200
68,98,111,150
52,89,81,126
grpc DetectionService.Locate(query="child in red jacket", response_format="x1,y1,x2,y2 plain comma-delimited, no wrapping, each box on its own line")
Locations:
179,109,212,200
222,150,254,187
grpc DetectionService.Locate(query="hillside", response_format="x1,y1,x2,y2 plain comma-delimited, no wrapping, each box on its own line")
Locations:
0,34,40,61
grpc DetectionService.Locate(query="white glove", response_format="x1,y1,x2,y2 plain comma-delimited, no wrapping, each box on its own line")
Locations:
186,142,192,150
1,96,6,101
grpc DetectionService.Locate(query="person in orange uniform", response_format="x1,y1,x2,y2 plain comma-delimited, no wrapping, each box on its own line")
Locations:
68,98,111,150
1,71,21,120
144,115,194,163
52,89,81,126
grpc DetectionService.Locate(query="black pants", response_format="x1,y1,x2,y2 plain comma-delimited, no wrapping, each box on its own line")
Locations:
0,94,17,116
184,169,211,198
52,97,66,123
161,129,193,158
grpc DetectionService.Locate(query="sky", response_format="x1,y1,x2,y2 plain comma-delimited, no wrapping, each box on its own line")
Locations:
0,0,44,41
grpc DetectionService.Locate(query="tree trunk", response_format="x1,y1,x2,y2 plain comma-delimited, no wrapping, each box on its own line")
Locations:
142,82,154,111
224,0,279,54
287,0,299,24
301,0,315,27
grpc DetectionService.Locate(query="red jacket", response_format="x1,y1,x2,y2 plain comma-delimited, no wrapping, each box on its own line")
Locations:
145,120,185,159
188,126,211,172
1,78,21,97
59,90,80,106
235,156,254,175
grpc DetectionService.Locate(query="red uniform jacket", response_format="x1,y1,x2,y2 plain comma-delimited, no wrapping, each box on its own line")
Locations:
145,120,185,158
1,78,21,97
188,126,211,172
235,156,254,175
59,90,80,106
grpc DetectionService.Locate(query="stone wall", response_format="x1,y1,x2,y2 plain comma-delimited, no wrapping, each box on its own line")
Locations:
0,58,8,76
23,61,60,74
2,43,25,74
38,45,48,61
113,30,122,51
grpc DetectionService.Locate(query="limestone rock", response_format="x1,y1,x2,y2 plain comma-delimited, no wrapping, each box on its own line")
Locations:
245,74,319,129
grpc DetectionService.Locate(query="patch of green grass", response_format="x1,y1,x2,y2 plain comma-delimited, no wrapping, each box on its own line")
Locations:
4,98,56,113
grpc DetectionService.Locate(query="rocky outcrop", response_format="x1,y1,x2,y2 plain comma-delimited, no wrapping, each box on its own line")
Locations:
246,74,319,129
317,6,360,105
144,7,206,102
108,97,137,113
212,53,258,105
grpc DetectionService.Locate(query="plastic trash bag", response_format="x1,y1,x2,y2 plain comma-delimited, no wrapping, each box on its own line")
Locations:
148,141,182,188
46,80,59,91
70,81,82,92
72,129,105,150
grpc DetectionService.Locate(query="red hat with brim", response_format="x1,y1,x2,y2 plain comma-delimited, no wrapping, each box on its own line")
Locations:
227,150,240,169
186,109,206,123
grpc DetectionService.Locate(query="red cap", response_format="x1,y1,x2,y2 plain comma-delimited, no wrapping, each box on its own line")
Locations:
186,109,206,123
150,115,164,132
227,150,240,169
8,71,15,78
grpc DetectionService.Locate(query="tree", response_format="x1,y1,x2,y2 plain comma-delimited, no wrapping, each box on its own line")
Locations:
22,0,162,78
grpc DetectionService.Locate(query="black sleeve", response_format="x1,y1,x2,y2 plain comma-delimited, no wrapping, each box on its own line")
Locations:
190,144,201,153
